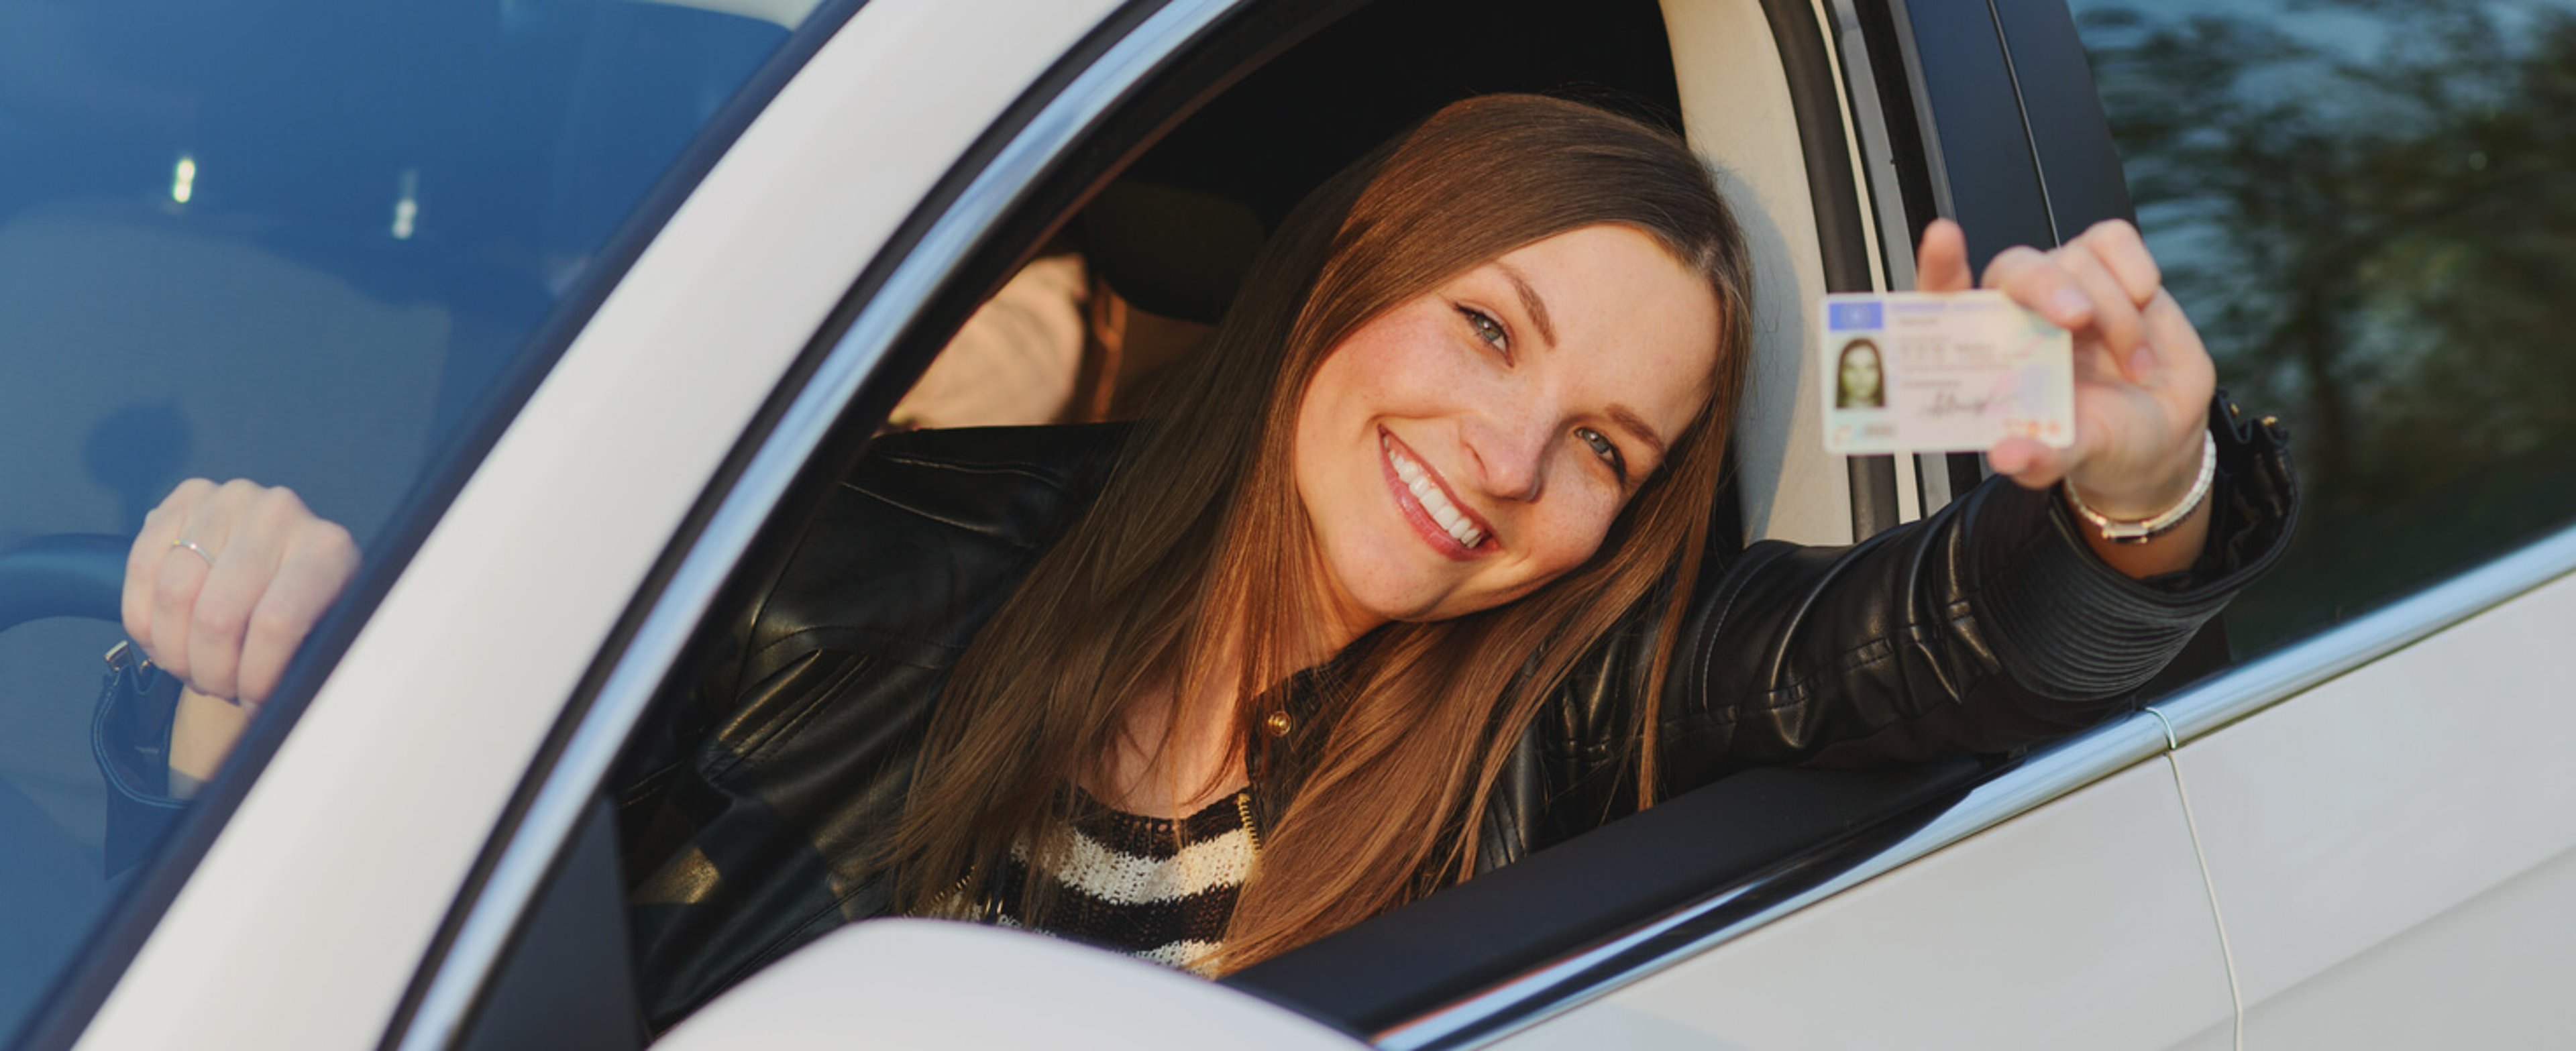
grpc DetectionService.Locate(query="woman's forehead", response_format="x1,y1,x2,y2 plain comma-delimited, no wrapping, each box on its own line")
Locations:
1472,226,1723,427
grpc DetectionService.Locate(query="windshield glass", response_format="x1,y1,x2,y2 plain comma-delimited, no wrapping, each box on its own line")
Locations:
0,0,821,1031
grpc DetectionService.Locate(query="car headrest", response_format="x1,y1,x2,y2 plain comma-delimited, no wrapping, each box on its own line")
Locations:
1074,179,1269,326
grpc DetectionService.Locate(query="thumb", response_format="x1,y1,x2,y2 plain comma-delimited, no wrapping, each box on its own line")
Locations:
1915,219,1972,292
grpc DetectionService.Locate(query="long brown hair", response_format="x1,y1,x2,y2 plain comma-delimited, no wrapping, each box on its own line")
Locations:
886,94,1754,971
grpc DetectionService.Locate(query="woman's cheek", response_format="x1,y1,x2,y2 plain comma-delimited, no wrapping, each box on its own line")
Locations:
1524,491,1623,584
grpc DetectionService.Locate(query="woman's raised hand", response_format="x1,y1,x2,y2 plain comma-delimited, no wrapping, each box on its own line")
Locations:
122,479,360,707
1913,218,2216,524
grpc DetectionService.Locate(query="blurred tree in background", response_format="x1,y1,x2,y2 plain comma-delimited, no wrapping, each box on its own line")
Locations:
2071,0,2576,653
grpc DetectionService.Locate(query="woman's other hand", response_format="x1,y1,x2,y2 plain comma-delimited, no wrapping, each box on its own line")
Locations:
1914,218,2216,577
121,478,360,707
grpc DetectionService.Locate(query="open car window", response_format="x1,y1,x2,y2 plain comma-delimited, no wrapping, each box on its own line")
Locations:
506,0,1921,1044
0,0,825,1034
2066,0,2576,660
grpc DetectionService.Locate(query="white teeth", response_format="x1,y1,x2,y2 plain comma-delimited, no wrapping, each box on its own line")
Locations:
1384,437,1485,549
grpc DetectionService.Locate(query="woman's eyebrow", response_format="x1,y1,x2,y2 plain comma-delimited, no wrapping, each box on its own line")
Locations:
1607,404,1669,464
1493,261,1557,348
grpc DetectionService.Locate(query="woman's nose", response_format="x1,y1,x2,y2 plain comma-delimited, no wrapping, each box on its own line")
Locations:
1464,410,1550,503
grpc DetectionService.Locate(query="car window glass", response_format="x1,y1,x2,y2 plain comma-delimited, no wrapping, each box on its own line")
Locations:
0,0,819,1031
2068,0,2576,657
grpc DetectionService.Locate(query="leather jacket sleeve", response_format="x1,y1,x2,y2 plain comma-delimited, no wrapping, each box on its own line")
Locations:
1508,394,2298,856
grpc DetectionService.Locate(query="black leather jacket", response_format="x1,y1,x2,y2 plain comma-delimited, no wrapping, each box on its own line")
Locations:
605,394,2294,1030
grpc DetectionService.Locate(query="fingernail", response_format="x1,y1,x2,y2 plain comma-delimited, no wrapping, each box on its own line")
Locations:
2050,287,2091,321
2129,346,2155,378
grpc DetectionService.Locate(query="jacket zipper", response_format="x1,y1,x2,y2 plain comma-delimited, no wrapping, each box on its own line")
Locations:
1235,789,1260,852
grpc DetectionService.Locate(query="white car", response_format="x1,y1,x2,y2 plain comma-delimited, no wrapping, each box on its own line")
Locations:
2,0,2570,1047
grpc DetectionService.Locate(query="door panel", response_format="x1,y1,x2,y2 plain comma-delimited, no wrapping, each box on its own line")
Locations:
2170,569,2576,1044
2238,841,2576,1048
1497,760,2233,1050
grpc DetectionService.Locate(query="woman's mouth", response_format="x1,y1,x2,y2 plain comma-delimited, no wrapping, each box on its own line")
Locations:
1380,429,1494,557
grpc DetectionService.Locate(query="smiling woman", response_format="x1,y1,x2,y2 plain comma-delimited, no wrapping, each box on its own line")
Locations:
1294,225,1719,626
880,95,1758,979
103,92,2296,1034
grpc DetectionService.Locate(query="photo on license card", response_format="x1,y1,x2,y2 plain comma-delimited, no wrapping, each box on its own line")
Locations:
1819,291,2074,455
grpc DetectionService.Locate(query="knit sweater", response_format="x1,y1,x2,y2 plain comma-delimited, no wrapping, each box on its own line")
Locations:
963,788,1258,973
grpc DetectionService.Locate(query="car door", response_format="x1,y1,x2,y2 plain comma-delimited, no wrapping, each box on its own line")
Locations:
2063,1,2576,1045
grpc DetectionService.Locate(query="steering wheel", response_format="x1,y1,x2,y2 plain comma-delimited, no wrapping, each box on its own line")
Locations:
0,534,128,632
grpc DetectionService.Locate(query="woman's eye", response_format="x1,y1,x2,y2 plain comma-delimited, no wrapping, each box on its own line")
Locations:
1458,306,1508,351
1576,427,1628,482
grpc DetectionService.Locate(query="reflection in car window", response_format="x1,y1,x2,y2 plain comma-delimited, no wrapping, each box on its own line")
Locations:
0,0,815,1030
2068,0,2576,656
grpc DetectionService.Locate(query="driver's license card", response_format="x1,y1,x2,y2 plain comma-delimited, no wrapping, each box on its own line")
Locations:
1819,290,2074,455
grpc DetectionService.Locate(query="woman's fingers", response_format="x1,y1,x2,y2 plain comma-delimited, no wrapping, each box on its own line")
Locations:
2136,289,2216,398
1948,219,2208,511
235,519,357,706
2054,246,2150,380
2075,219,2161,307
1913,218,1973,292
1991,400,2112,492
1989,436,2070,489
1980,246,2098,331
123,478,209,653
184,492,297,701
148,483,252,684
121,478,357,704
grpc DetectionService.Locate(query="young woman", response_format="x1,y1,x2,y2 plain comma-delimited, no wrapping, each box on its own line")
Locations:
113,95,2294,1029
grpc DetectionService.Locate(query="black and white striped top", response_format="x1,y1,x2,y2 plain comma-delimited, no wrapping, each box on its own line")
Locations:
973,787,1258,973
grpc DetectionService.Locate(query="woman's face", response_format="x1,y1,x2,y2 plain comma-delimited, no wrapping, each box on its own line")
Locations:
1292,223,1722,637
1840,343,1882,402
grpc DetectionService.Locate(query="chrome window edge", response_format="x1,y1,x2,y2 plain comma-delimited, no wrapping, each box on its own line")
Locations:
1384,523,2576,1050
1819,0,1957,516
2151,520,2576,744
390,1,1242,1046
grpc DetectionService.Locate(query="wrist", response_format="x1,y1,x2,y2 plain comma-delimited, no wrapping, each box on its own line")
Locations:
170,685,252,792
2063,431,2216,547
2065,431,2208,521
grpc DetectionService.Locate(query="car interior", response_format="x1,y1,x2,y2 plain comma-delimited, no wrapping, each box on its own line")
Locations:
446,1,1998,1047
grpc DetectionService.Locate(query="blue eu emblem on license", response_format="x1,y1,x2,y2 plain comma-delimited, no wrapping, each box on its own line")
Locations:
1828,299,1884,332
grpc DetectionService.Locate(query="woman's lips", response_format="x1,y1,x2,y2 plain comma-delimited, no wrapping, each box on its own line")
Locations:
1379,429,1495,561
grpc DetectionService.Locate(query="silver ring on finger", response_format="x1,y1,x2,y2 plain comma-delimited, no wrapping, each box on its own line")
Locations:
172,538,217,567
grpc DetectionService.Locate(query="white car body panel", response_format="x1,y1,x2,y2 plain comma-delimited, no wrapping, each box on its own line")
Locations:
654,921,1368,1050
71,0,1119,1046
1495,759,2235,1050
2173,566,2576,1046
2233,836,2576,1048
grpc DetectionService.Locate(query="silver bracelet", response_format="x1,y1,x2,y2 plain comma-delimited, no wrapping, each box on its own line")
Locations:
2063,431,2216,545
